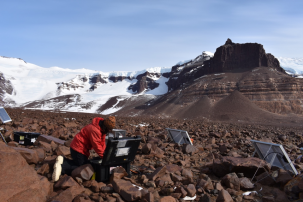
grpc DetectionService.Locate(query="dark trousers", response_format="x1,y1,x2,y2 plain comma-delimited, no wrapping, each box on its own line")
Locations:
61,147,90,176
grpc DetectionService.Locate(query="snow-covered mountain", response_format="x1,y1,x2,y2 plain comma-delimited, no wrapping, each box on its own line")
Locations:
277,57,303,77
0,56,173,114
0,47,302,115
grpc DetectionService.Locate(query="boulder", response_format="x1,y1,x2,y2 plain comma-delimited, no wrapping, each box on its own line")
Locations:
38,175,53,197
239,177,254,190
71,164,94,181
112,179,142,201
36,134,65,145
197,175,214,190
148,166,167,181
0,142,47,202
212,156,271,177
216,189,233,202
54,175,80,190
185,184,196,197
221,173,240,191
275,169,293,186
55,145,70,156
37,163,50,176
159,196,177,202
182,144,199,155
12,147,39,164
51,185,85,202
109,166,128,183
284,175,303,197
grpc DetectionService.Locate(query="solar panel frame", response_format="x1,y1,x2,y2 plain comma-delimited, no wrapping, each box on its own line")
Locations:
166,128,193,145
251,140,298,175
0,107,12,123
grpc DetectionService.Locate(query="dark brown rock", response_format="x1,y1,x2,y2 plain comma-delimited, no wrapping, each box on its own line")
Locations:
148,166,167,181
197,174,214,190
55,145,70,156
71,164,94,181
37,163,50,176
112,179,142,201
255,172,275,186
110,166,128,183
199,193,213,202
37,141,52,152
55,175,80,190
212,156,271,177
175,186,187,198
100,186,114,193
51,185,85,202
181,168,193,179
221,173,240,191
36,134,65,145
165,164,182,173
185,184,196,197
182,144,199,155
275,169,293,186
239,177,254,190
171,173,184,182
142,143,152,154
90,180,100,193
216,189,233,202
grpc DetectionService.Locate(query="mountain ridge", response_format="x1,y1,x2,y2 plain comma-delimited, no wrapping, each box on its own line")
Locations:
1,39,303,121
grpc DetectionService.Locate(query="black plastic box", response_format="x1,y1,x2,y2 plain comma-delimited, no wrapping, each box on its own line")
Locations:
90,136,141,182
14,132,41,145
90,161,131,182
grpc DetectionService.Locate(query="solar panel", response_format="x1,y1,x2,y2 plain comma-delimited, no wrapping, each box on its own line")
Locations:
251,140,298,175
166,128,193,145
0,107,12,123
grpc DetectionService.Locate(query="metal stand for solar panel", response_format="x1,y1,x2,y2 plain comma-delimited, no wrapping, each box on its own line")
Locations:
0,107,12,145
250,140,298,184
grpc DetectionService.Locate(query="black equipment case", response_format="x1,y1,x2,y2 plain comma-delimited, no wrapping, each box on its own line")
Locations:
90,135,141,182
14,132,41,145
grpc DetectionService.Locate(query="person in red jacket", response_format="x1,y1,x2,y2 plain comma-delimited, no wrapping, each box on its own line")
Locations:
52,116,116,182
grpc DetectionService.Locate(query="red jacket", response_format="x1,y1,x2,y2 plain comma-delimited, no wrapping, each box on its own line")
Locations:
70,117,106,158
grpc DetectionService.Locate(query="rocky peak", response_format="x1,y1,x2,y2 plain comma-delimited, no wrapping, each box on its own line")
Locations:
166,39,285,92
89,74,107,84
224,38,234,45
128,72,162,94
211,39,283,72
0,72,15,106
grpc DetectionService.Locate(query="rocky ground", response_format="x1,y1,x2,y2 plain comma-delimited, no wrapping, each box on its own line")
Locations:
1,108,303,202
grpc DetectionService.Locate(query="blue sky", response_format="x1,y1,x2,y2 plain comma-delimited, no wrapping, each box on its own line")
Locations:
0,0,302,71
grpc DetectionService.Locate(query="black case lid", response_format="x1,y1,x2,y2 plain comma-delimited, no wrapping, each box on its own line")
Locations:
101,136,141,166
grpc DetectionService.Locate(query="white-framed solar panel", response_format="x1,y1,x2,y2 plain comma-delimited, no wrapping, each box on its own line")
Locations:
251,140,298,175
0,107,12,123
166,128,193,145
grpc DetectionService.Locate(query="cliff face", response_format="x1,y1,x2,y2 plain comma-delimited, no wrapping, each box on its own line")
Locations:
210,39,282,71
166,39,285,92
